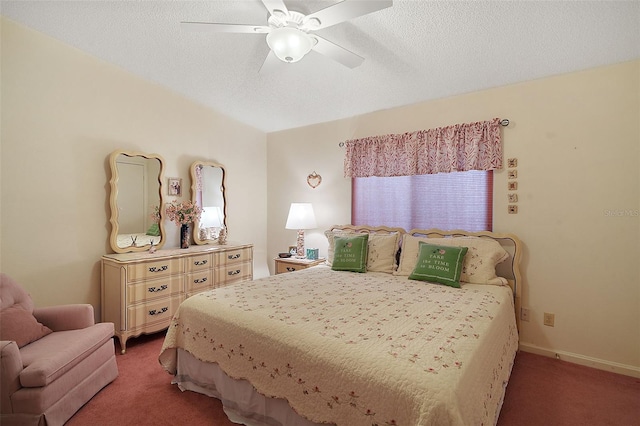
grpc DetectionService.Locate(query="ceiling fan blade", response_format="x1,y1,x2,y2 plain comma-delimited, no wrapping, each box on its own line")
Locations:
259,50,281,74
305,0,392,30
312,35,365,68
180,22,270,34
260,0,290,17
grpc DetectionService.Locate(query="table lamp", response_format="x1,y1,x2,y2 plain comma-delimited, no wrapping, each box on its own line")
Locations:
285,203,317,258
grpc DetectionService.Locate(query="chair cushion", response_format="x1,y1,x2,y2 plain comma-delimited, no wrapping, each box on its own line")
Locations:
18,322,114,387
0,304,52,348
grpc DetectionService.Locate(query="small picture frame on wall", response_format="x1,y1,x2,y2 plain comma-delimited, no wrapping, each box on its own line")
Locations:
168,177,182,196
508,193,518,203
508,170,518,179
508,205,518,214
508,158,518,168
508,181,518,191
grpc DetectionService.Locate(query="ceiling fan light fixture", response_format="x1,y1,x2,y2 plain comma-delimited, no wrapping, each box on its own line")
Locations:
266,27,315,63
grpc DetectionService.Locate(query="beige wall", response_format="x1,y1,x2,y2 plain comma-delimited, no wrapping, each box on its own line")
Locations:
0,18,269,317
267,60,640,375
2,16,638,376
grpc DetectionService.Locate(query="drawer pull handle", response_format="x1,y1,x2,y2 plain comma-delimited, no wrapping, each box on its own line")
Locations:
194,260,208,266
148,265,168,273
148,284,168,293
228,254,241,260
194,277,207,284
149,307,168,316
228,269,241,276
286,267,296,272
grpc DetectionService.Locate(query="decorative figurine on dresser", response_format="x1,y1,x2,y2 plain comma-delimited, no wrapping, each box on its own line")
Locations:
102,152,253,353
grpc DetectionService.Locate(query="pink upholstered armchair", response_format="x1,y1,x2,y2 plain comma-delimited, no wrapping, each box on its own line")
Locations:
0,273,118,426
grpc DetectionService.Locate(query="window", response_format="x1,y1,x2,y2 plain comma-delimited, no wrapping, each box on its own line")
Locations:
352,170,493,231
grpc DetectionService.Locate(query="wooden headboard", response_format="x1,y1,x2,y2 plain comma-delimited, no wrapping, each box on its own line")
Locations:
327,224,405,235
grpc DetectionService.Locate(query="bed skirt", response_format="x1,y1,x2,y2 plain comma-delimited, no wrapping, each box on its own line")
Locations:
174,348,515,426
174,348,328,426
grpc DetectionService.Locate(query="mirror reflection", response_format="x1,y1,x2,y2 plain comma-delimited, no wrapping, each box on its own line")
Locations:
109,150,165,253
191,161,226,245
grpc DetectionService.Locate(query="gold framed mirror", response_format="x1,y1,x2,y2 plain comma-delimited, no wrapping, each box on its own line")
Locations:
190,161,227,245
108,150,166,253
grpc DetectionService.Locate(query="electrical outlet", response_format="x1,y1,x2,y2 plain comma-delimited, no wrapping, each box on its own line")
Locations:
544,312,555,327
520,307,530,322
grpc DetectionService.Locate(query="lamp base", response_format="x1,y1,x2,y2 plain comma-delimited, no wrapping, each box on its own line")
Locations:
296,229,306,258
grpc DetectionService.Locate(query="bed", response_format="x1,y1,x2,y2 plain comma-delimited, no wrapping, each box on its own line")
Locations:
159,226,522,426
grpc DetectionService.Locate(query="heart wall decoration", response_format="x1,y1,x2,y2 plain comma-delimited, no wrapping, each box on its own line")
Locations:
307,171,322,189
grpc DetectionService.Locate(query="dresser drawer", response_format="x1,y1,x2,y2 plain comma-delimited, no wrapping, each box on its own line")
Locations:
185,253,213,273
276,261,302,274
275,258,325,274
214,247,252,266
185,270,212,293
127,295,182,330
127,258,182,282
215,262,253,287
126,275,182,304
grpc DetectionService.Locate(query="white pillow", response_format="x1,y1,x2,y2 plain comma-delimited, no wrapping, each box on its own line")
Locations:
366,233,401,273
395,235,509,285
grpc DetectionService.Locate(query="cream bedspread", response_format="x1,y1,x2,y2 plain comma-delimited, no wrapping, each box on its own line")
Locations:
159,266,518,426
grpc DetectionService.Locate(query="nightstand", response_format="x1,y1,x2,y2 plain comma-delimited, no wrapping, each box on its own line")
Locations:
274,257,325,274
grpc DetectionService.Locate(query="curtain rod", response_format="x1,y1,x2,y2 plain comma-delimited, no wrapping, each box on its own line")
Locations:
338,118,510,147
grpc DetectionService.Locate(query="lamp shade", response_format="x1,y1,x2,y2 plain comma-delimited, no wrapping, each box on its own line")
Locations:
285,203,317,230
266,27,315,63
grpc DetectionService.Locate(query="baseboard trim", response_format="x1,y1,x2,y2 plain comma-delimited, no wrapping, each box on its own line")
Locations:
519,342,640,378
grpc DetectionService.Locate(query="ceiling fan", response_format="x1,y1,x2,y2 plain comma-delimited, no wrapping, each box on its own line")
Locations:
181,0,392,71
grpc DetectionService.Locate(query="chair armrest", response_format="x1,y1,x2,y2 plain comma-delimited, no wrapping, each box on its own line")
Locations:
33,304,95,331
1,341,23,413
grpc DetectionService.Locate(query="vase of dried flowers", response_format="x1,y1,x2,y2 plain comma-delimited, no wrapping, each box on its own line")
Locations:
166,200,202,249
180,224,190,249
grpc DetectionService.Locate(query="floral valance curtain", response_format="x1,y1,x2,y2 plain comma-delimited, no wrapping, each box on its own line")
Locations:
344,118,503,178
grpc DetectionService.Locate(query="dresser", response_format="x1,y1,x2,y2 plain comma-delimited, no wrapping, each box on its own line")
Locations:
101,243,253,353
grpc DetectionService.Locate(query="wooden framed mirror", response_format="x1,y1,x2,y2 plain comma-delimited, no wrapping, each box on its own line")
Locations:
108,150,166,253
190,161,227,245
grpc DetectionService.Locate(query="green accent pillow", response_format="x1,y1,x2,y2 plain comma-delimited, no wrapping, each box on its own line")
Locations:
409,242,468,288
146,223,160,236
331,234,369,273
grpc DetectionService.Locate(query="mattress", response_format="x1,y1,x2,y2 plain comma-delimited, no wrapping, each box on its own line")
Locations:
159,265,518,426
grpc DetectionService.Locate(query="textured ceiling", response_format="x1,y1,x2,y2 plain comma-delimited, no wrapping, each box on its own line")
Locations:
2,0,639,133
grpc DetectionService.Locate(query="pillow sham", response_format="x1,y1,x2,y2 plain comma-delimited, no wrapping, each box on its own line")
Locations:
396,235,509,285
325,230,400,273
331,234,369,273
366,233,401,273
409,242,468,288
0,304,53,348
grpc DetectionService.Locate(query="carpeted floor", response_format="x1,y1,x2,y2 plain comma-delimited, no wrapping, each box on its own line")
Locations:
498,351,640,426
67,333,640,425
